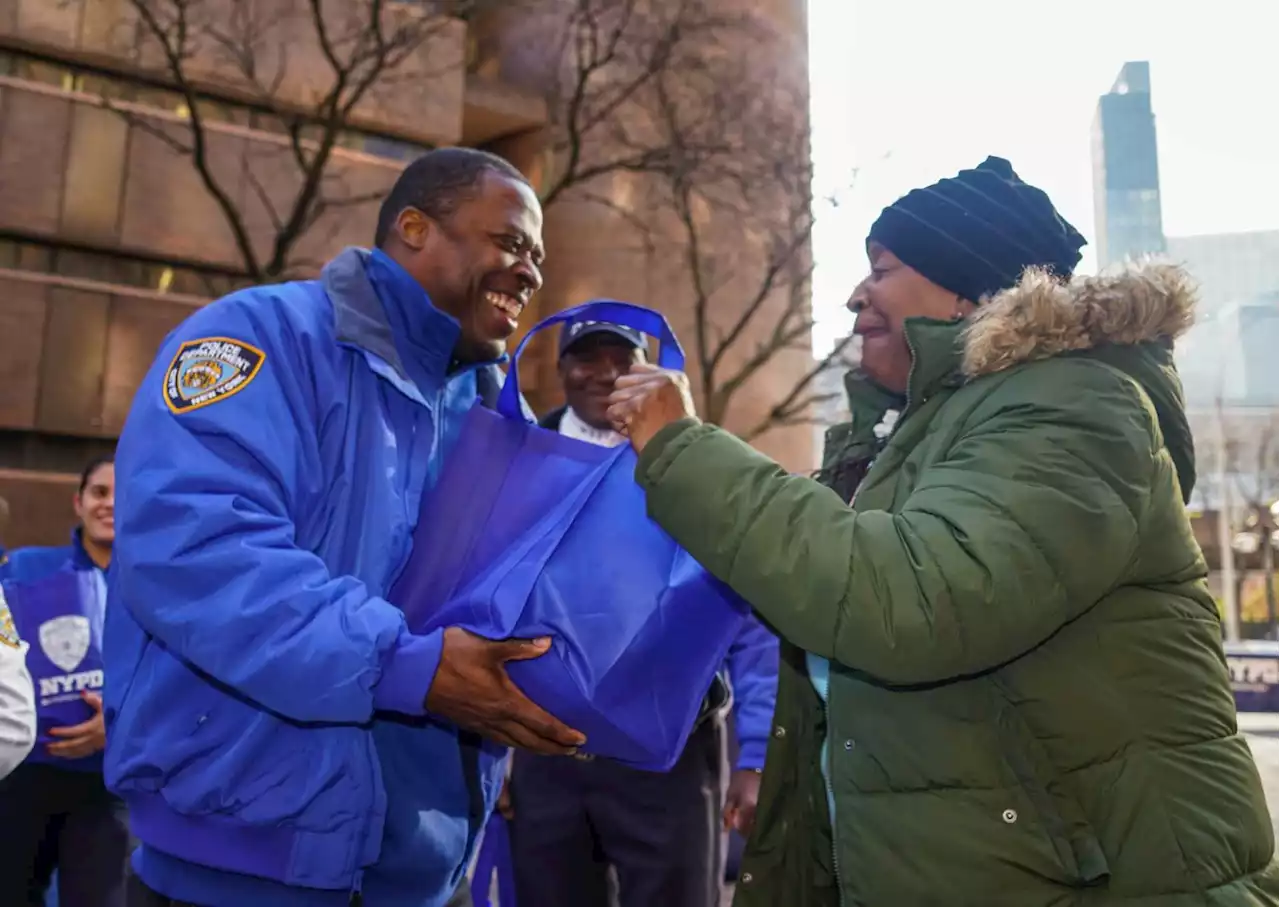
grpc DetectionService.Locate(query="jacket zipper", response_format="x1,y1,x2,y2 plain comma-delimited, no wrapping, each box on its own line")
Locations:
902,327,921,419
348,731,378,905
823,691,845,906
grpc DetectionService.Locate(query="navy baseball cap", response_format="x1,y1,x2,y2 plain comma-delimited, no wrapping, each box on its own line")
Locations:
558,316,646,358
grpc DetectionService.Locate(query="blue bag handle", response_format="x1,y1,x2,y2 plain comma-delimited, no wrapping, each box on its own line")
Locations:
497,300,686,420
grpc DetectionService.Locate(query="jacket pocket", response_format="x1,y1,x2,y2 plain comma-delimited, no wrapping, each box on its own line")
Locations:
994,695,1110,887
127,647,380,838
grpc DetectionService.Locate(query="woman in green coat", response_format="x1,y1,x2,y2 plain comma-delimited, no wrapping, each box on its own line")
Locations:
607,157,1277,906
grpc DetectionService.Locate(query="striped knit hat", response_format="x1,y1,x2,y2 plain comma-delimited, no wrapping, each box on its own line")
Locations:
867,157,1087,304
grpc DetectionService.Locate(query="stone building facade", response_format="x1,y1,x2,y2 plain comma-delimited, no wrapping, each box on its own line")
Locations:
0,0,812,546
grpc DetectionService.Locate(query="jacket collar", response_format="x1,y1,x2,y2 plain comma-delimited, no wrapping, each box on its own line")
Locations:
69,528,100,571
842,316,965,432
324,247,484,396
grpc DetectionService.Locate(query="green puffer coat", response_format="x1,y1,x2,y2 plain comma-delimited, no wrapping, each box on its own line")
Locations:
636,265,1278,906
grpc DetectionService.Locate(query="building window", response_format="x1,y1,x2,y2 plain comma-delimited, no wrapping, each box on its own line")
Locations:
0,237,249,299
0,50,431,162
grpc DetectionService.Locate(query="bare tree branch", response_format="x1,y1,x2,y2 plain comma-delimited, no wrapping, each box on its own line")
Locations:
125,0,265,278
526,0,831,440
739,333,858,441
107,0,488,281
537,0,743,207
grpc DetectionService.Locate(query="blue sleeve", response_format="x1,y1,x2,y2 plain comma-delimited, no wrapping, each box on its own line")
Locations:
113,291,440,725
726,615,779,771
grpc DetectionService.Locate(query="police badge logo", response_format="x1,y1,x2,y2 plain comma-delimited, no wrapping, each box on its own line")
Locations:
39,615,91,673
164,336,266,414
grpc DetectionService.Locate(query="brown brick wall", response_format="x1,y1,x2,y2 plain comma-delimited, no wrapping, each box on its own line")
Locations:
0,0,818,541
0,270,198,545
0,467,78,550
0,270,200,437
0,80,401,274
0,83,71,235
0,0,467,147
0,276,45,429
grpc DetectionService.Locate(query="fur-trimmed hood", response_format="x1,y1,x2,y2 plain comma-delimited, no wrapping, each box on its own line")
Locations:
961,261,1200,501
962,262,1198,378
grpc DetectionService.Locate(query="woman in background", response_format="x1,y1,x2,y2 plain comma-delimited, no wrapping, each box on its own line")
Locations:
0,456,129,907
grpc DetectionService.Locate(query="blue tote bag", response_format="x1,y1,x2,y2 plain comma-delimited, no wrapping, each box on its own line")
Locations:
388,301,749,771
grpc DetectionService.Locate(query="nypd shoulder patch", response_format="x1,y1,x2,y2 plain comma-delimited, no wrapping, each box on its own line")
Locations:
164,336,266,414
0,591,21,650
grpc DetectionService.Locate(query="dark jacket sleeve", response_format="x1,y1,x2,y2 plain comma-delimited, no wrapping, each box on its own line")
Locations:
636,359,1157,685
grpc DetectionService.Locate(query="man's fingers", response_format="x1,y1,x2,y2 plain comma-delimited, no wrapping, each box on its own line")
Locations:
494,636,553,663
501,685,585,749
497,720,568,756
81,690,103,710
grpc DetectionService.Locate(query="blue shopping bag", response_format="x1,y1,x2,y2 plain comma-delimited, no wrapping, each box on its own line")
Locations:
388,301,750,771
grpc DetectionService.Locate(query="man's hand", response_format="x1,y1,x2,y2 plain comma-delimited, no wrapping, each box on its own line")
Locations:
723,768,762,836
496,776,514,820
607,363,699,454
47,690,106,759
426,628,586,755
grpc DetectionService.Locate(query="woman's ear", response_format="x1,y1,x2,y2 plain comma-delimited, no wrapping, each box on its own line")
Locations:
954,296,978,320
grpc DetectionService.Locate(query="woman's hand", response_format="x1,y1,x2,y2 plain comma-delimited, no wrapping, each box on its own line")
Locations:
607,363,699,454
46,690,107,758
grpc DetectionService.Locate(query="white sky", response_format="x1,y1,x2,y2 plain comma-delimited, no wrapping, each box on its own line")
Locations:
807,0,1280,353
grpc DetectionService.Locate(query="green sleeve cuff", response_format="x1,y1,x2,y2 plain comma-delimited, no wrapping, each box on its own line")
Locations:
635,419,713,488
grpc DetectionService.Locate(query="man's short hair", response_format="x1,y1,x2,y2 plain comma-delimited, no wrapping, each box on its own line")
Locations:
374,147,530,248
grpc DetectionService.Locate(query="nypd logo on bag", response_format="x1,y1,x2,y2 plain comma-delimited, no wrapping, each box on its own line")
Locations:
40,614,90,674
37,614,101,705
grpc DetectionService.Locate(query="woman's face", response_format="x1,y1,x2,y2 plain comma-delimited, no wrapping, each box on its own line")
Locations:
74,463,115,548
847,243,975,393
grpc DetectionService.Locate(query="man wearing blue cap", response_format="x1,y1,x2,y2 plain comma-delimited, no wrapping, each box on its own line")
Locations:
503,313,780,907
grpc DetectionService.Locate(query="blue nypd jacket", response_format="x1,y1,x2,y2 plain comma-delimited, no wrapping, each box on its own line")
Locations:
104,248,510,907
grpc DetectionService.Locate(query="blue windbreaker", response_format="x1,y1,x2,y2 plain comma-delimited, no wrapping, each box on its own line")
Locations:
104,248,511,907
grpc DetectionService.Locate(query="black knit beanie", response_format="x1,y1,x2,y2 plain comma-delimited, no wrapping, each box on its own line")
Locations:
867,156,1087,304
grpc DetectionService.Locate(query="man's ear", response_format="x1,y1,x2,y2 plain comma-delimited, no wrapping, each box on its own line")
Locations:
395,208,432,251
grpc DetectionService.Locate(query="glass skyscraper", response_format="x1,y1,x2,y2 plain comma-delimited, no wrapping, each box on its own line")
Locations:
1091,62,1167,268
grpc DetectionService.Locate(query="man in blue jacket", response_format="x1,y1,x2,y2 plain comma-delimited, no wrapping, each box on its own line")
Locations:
105,148,584,907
